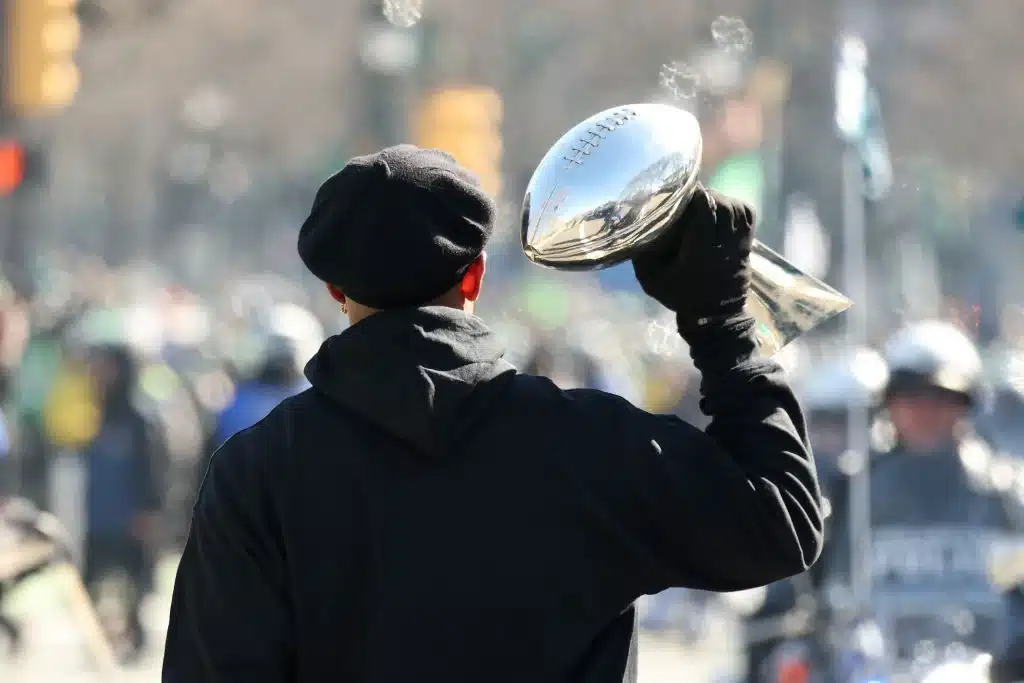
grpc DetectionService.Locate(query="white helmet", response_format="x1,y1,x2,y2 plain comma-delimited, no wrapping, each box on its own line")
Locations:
799,347,889,412
882,320,983,401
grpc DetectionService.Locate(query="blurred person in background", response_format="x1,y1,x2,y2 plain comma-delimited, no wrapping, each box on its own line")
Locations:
978,348,1024,461
821,321,1023,667
742,347,889,682
521,334,609,391
15,304,88,507
163,148,822,683
824,320,1010,563
205,334,304,446
797,347,891,513
82,342,166,662
195,303,317,484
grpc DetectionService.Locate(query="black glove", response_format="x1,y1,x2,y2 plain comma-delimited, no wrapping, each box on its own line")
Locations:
631,185,755,332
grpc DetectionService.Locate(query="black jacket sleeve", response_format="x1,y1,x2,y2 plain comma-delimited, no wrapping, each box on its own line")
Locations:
568,317,823,595
809,469,850,590
162,426,294,683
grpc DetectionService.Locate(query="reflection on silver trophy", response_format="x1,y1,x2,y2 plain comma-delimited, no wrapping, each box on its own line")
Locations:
520,102,853,356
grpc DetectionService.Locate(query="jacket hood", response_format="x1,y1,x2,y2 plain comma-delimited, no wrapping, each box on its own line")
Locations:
304,306,516,457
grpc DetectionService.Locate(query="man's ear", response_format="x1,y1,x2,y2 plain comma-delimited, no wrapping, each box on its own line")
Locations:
460,254,486,302
325,283,346,305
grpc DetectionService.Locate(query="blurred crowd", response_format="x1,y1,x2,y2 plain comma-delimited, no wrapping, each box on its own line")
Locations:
2,245,1024,666
0,1,1021,680
0,261,328,657
0,252,710,659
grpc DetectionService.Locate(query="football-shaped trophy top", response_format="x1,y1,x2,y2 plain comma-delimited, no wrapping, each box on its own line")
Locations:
521,103,703,270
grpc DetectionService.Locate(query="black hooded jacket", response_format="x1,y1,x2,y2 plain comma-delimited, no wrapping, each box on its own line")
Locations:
164,307,822,683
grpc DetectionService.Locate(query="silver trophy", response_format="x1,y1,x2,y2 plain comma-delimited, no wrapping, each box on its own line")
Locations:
520,102,852,355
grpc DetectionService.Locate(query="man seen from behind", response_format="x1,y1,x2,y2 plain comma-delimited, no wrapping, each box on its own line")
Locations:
163,145,824,683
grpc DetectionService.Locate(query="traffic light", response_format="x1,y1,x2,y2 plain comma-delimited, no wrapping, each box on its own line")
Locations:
5,0,82,116
0,140,47,194
412,87,503,197
0,140,25,194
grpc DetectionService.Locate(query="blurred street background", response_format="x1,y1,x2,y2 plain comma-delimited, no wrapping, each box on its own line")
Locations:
0,0,1023,681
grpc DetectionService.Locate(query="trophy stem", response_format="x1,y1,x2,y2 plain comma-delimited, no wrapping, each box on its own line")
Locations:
747,240,853,356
